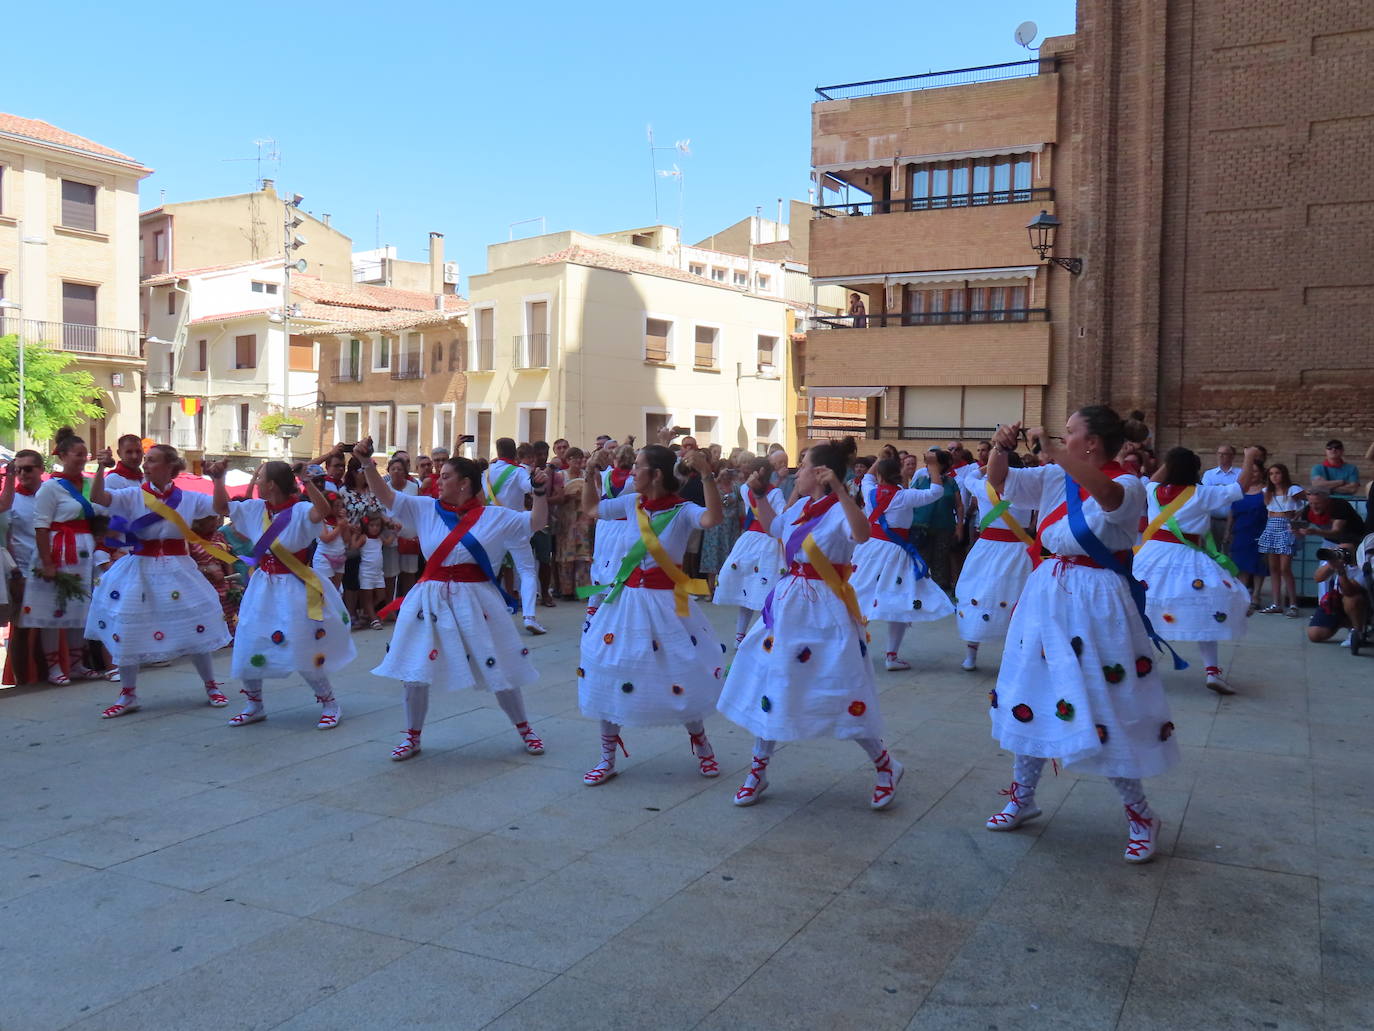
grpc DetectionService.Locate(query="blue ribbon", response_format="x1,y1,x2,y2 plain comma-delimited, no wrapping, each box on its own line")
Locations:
55,477,95,521
1064,473,1187,670
867,488,930,581
435,501,519,612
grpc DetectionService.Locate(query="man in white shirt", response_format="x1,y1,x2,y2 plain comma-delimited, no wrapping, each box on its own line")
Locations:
482,437,546,634
1202,445,1240,549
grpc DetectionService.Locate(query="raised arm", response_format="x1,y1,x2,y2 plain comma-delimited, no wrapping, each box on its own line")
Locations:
1039,436,1125,512
206,459,231,516
90,447,115,506
352,437,395,509
986,422,1019,493
685,450,723,528
816,466,869,543
0,460,15,514
302,478,332,524
744,468,776,531
582,466,603,517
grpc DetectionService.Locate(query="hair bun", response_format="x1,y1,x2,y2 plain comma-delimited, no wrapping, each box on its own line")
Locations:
838,435,858,460
1122,418,1150,444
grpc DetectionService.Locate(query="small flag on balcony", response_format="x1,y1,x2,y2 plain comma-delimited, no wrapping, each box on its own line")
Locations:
180,397,201,416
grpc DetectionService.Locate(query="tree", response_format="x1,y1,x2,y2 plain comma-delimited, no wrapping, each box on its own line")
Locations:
0,334,104,444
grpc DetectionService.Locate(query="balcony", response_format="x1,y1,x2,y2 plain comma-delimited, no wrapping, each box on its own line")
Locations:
806,319,1051,387
812,309,1050,330
514,334,549,370
814,188,1053,218
331,368,363,384
0,317,141,358
806,423,1000,441
469,338,495,373
390,356,424,381
815,59,1047,101
173,429,201,450
147,371,176,392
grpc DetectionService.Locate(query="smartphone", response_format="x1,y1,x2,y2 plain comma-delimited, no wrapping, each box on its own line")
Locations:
459,434,476,444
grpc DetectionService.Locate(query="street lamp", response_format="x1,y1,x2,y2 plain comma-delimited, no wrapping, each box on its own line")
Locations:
278,192,307,459
1026,210,1082,275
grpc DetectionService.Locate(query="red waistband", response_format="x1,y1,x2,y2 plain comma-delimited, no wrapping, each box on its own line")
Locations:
869,525,909,543
626,567,675,589
135,539,188,556
51,519,91,534
428,563,488,583
396,538,422,555
787,560,853,581
259,548,311,575
1148,529,1203,546
979,526,1021,544
1051,551,1132,570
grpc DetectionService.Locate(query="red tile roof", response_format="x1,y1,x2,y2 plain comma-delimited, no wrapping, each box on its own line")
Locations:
532,245,787,302
142,257,281,286
187,301,340,326
0,113,150,171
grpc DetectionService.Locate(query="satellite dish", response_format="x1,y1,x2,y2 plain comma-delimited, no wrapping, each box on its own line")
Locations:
1014,20,1039,47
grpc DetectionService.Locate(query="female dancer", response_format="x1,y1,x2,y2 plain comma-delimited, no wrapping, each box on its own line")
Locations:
954,452,1036,671
1257,464,1304,616
212,460,355,729
582,444,636,613
1136,446,1257,694
578,445,725,785
88,444,233,718
27,428,103,684
712,458,788,645
983,408,1174,863
848,454,954,671
359,439,549,761
717,437,905,810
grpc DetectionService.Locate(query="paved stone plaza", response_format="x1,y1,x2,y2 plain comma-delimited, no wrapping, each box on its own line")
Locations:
1,603,1370,1030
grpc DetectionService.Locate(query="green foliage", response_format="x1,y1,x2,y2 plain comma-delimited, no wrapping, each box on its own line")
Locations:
258,410,307,436
0,335,103,443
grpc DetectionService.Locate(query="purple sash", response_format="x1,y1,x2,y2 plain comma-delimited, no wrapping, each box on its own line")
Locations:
760,508,826,629
125,486,185,552
247,504,297,567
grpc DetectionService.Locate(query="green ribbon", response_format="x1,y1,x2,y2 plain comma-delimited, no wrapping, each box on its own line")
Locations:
576,505,681,604
1165,513,1240,576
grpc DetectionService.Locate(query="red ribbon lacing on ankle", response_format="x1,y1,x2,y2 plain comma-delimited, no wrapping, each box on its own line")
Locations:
601,734,629,758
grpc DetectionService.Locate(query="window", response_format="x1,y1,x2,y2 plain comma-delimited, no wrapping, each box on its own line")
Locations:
755,273,771,291
645,412,672,441
523,407,548,444
400,407,421,452
153,230,166,261
197,339,207,371
0,165,5,214
166,289,176,315
340,409,361,443
373,335,391,372
693,325,718,369
234,334,257,369
434,405,455,452
475,409,493,458
432,340,443,371
289,337,314,371
60,180,97,231
523,300,549,368
250,281,279,295
62,281,97,325
710,268,727,283
448,336,465,371
472,308,494,370
343,338,362,379
689,263,705,277
371,407,391,451
645,317,671,363
756,418,780,455
756,335,777,372
904,153,1036,209
903,282,1031,324
693,414,718,446
733,271,748,287
237,404,250,447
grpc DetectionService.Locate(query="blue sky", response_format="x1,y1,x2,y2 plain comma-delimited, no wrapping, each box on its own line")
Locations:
13,1,1074,284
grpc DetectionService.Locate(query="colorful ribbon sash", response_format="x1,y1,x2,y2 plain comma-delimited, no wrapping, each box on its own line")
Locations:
868,486,930,581
256,504,327,621
484,464,518,506
137,487,236,565
762,499,865,629
979,479,1037,559
1136,485,1241,575
578,503,704,617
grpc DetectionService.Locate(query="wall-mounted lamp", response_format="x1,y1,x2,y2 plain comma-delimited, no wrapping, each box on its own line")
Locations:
1026,210,1082,275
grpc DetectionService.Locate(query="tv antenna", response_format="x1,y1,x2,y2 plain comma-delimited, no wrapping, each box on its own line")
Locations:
223,138,281,189
647,124,691,225
1014,21,1040,50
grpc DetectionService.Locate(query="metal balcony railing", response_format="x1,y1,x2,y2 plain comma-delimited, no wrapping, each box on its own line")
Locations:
147,372,175,392
331,368,363,383
514,333,549,369
815,59,1049,101
814,188,1054,218
173,429,200,450
811,309,1049,330
390,356,424,381
0,316,141,357
805,423,1001,441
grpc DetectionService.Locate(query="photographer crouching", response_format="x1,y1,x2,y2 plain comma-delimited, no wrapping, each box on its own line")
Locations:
1307,543,1369,653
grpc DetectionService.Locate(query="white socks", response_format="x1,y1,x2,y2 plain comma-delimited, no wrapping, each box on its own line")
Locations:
495,688,528,727
886,623,906,656
303,672,339,723
966,643,979,662
1013,755,1048,805
855,737,885,762
403,681,430,734
1199,640,1220,671
735,607,753,637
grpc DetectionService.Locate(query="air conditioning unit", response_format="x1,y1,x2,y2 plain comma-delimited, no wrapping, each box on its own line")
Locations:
443,262,461,285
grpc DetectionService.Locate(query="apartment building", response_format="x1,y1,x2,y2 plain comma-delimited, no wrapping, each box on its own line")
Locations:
805,57,1066,449
0,113,152,448
463,225,795,457
353,232,461,295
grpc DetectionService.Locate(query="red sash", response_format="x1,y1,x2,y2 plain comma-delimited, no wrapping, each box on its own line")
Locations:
135,539,189,557
1030,463,1129,564
978,526,1022,544
867,484,898,542
428,563,487,583
50,519,92,566
787,560,853,580
379,503,485,617
260,548,311,574
626,567,676,589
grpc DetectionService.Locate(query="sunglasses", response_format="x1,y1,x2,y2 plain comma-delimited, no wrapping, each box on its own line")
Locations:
14,465,41,472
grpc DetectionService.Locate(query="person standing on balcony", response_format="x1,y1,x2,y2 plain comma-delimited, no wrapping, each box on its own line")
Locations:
848,292,867,329
358,440,549,762
849,454,953,670
87,444,234,718
211,460,354,731
713,458,788,645
104,435,145,492
1135,447,1257,694
982,409,1174,864
718,437,906,811
577,445,725,787
481,437,546,635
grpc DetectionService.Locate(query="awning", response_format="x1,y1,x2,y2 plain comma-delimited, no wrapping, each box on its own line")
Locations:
814,144,1045,179
813,266,1039,288
807,385,887,398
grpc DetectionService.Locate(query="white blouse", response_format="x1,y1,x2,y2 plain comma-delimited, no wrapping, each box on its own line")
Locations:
597,493,706,570
1002,465,1145,556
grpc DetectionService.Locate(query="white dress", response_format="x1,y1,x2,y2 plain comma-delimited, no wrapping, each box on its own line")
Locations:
589,470,637,593
717,496,883,741
579,493,724,726
22,478,103,629
84,485,232,664
311,525,347,581
229,500,357,679
849,481,955,623
1136,482,1249,641
372,496,539,691
991,465,1180,778
955,473,1036,642
712,484,787,610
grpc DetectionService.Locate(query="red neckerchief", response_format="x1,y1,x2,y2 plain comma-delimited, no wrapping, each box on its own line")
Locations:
425,474,440,496
610,467,632,491
640,492,684,513
1323,460,1344,469
1307,506,1333,527
141,480,176,500
1033,461,1132,556
793,492,840,524
15,480,37,496
56,472,84,487
867,483,899,540
266,497,297,514
439,497,483,517
113,462,143,482
1156,484,1190,504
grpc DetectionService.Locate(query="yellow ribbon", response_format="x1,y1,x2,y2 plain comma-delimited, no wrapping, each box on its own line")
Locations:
634,502,709,618
261,508,327,621
801,534,866,626
983,479,1036,548
1134,485,1194,554
140,492,237,565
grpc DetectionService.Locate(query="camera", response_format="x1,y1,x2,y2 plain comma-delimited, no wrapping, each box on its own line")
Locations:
458,434,476,444
1316,546,1354,565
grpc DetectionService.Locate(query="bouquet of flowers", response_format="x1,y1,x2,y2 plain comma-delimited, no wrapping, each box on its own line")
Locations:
51,571,90,608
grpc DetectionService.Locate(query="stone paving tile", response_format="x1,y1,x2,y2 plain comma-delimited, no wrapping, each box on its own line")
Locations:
0,601,1368,1030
